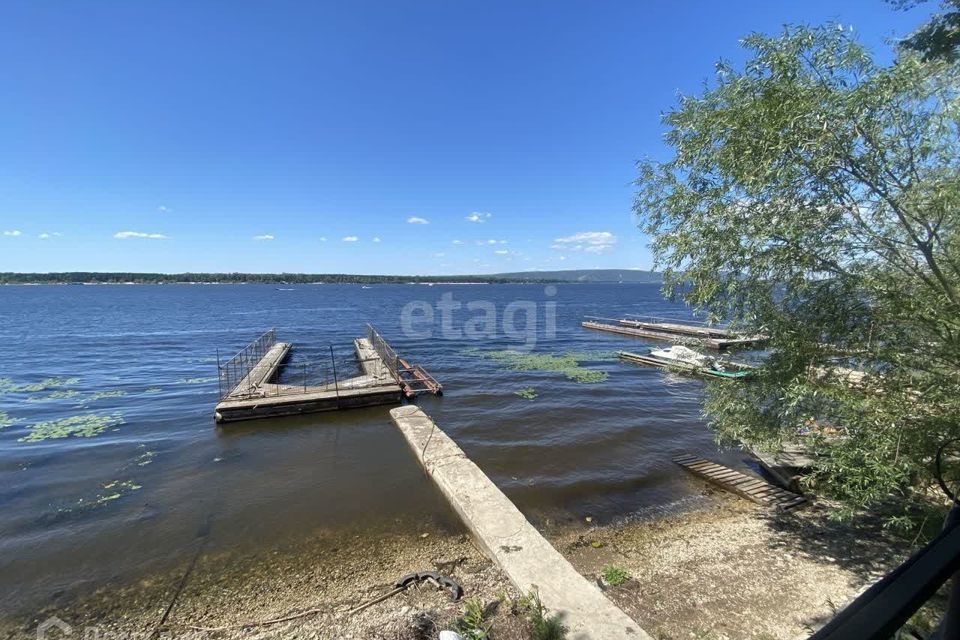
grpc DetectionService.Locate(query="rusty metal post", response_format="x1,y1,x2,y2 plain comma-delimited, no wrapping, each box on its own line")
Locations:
330,345,340,409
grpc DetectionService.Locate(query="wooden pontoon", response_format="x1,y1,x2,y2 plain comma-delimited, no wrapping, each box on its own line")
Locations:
214,327,440,423
582,318,766,350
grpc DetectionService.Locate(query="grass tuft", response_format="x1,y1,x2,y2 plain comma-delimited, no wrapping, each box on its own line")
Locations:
455,597,491,639
521,591,568,640
601,565,631,586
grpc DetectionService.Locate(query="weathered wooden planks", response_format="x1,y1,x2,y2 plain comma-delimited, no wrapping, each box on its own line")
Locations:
225,342,292,399
214,337,402,423
214,383,402,423
619,318,732,339
673,454,808,510
214,329,441,423
582,320,766,350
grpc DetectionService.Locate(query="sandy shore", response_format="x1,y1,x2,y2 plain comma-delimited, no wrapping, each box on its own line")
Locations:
1,492,911,640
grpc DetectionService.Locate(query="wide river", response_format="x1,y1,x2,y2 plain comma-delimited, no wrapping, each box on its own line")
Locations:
0,283,744,615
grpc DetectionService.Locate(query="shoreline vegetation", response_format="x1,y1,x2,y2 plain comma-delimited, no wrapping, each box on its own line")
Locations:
0,269,663,286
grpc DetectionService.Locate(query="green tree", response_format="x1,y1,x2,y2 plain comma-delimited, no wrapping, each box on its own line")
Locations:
895,0,960,62
634,25,960,519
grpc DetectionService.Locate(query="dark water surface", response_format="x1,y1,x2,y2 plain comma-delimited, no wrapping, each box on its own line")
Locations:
0,283,742,614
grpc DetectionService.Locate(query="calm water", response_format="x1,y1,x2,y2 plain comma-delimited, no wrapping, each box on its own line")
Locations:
0,283,743,614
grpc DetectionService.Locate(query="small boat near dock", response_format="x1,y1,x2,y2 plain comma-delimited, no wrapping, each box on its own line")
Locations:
618,345,755,379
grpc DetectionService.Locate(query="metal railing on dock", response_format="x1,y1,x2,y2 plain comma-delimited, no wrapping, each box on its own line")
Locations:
619,314,725,328
217,329,277,400
367,324,443,396
367,324,400,379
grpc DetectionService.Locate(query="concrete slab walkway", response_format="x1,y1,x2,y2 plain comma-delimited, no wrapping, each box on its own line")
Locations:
389,405,651,640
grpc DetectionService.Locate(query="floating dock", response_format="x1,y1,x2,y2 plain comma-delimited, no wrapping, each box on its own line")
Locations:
619,317,733,339
582,316,766,350
214,327,440,423
389,406,650,640
673,454,807,510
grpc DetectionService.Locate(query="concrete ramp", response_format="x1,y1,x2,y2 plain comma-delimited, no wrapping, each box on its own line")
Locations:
389,406,650,640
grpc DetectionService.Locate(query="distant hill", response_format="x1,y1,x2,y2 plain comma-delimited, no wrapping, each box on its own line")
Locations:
490,269,662,283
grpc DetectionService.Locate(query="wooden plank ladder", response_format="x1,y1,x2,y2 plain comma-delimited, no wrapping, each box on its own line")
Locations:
673,454,808,510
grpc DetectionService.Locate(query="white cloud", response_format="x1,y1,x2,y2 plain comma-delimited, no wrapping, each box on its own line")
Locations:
3,230,22,237
342,236,359,242
432,252,445,258
39,233,52,239
253,234,275,241
372,237,381,243
114,231,167,240
320,236,328,242
466,212,492,223
452,239,463,245
158,205,170,213
551,231,617,254
559,256,567,261
494,249,509,255
407,216,429,225
476,239,502,246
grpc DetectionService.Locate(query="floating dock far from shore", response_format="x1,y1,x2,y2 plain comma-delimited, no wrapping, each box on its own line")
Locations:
582,316,766,350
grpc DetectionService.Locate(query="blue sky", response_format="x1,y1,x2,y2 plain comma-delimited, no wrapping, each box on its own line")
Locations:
0,1,926,275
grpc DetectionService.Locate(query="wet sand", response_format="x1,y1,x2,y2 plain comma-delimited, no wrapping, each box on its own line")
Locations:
0,491,912,640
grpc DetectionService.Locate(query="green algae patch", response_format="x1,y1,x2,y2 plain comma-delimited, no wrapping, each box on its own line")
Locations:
87,390,127,402
566,350,619,362
25,389,83,402
59,479,144,515
1,377,81,394
514,388,538,400
0,410,18,429
135,450,156,466
93,480,142,504
479,350,609,384
19,413,125,443
144,387,163,394
179,377,217,385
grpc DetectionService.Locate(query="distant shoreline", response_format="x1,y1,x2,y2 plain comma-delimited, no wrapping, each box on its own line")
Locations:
0,269,662,286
